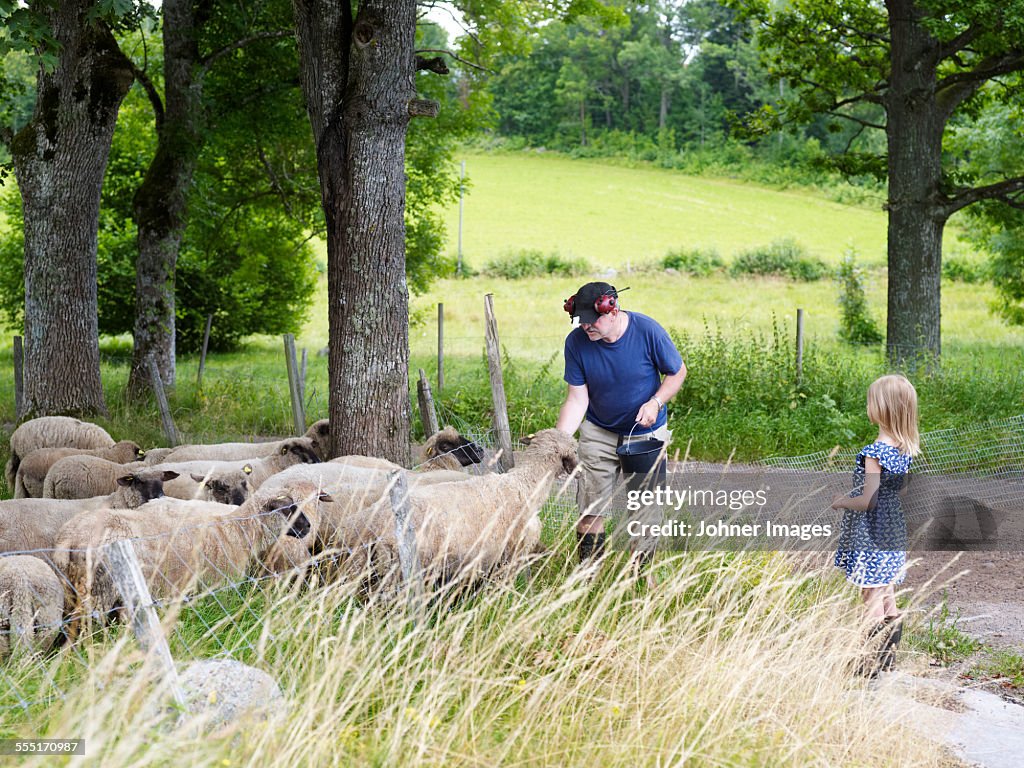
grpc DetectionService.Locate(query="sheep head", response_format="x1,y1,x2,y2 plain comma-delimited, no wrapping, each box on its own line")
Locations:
519,429,578,476
304,419,330,460
115,469,180,507
277,437,322,466
191,469,250,506
424,426,485,467
109,440,145,463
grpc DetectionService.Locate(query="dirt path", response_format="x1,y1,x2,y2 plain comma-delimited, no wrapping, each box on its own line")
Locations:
905,551,1024,652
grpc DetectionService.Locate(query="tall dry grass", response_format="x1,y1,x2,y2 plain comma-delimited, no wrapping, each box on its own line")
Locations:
23,540,948,768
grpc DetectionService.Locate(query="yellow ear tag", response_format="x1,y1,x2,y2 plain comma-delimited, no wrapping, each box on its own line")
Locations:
243,465,253,474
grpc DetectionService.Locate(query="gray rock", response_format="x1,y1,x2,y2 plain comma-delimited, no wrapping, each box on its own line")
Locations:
176,659,284,730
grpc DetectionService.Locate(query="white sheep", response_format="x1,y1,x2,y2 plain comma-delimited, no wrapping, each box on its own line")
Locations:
0,468,180,557
6,416,115,490
14,440,144,498
150,437,322,499
149,419,331,464
0,555,64,659
327,427,484,473
52,486,325,634
333,429,578,593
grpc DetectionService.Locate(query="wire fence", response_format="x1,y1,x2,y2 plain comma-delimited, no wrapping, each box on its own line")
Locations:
0,413,1022,718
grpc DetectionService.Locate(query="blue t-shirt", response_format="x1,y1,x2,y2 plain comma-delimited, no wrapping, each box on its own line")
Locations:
563,312,683,435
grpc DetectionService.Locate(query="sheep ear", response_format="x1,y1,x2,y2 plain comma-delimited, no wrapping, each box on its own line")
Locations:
519,433,536,446
137,449,146,458
243,464,253,474
190,473,205,483
280,445,288,455
162,471,180,481
318,492,334,503
116,475,134,487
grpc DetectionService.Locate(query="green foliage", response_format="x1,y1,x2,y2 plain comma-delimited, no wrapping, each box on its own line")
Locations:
660,247,724,276
908,598,981,666
942,255,990,284
970,649,1024,690
482,249,590,279
730,238,827,281
835,250,883,345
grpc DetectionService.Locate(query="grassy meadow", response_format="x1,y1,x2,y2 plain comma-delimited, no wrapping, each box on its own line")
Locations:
440,151,976,269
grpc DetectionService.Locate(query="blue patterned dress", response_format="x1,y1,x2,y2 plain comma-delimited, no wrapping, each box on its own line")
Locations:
834,442,912,586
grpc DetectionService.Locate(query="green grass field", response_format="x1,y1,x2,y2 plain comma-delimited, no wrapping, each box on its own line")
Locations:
439,151,974,269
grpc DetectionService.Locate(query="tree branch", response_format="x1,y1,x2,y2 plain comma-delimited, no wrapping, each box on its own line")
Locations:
943,176,1024,217
825,110,885,132
415,54,449,74
200,30,293,73
937,26,983,61
415,48,492,73
936,51,1024,92
128,60,165,131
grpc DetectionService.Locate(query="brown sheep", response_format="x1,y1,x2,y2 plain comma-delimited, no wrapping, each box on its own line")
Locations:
6,416,114,491
14,440,144,498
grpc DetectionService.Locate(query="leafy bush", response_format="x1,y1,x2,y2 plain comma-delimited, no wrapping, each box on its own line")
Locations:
836,250,884,345
661,247,724,276
730,239,827,281
942,255,989,284
483,249,590,279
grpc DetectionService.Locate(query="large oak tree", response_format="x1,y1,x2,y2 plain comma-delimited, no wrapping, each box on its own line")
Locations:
732,0,1024,362
5,0,136,417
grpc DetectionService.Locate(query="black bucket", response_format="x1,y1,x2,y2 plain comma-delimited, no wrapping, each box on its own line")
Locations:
616,436,667,493
616,439,664,475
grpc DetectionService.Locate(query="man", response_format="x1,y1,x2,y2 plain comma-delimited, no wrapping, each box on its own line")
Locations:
555,281,687,564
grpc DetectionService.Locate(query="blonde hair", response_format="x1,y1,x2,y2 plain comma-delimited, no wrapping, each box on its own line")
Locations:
867,374,920,456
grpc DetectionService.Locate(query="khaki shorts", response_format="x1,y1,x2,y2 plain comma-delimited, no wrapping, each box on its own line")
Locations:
577,420,671,518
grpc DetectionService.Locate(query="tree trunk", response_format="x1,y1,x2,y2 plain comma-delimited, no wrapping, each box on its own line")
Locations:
10,2,134,417
293,0,414,465
884,0,946,363
127,0,207,398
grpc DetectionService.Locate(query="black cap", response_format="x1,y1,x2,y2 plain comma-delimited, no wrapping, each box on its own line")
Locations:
571,282,617,324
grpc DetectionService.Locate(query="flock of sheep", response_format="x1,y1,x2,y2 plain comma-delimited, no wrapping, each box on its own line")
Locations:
0,416,578,660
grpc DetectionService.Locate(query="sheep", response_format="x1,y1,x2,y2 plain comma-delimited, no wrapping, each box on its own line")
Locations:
14,440,144,498
52,487,325,633
0,469,180,557
6,416,114,491
152,437,322,500
333,429,578,593
417,426,485,471
0,555,64,659
258,463,474,555
149,419,331,464
44,437,321,501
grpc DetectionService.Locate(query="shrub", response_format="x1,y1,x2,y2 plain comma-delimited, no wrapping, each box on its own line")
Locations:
660,247,724,276
942,255,989,284
835,250,884,345
730,239,827,281
483,249,590,279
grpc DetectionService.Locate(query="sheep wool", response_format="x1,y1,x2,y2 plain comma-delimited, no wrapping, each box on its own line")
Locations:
0,555,64,659
6,416,114,490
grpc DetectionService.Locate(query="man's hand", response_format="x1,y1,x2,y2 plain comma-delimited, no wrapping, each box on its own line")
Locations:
635,399,660,428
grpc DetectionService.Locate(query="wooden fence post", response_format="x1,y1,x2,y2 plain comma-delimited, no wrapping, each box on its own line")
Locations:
283,334,305,435
437,302,444,392
106,539,187,710
796,308,805,387
196,314,213,390
484,294,515,472
148,357,179,446
299,348,308,405
389,471,423,604
13,336,23,420
417,368,439,438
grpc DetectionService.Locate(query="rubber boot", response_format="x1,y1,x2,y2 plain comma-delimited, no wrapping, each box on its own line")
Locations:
878,617,903,673
577,532,606,564
856,621,888,679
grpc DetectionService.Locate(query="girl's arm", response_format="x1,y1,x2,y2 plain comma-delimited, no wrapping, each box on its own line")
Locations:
831,457,882,511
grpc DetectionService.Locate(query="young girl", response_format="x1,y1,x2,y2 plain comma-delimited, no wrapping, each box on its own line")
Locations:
832,374,920,676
